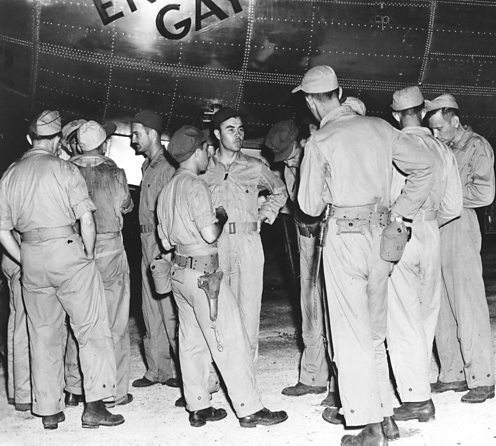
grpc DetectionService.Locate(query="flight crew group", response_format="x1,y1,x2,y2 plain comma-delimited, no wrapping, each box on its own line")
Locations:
0,64,494,444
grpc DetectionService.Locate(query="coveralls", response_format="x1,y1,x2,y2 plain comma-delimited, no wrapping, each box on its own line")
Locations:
387,127,462,403
139,150,178,383
284,164,329,387
65,154,134,402
0,148,116,416
2,235,31,406
157,169,264,416
298,106,434,426
202,152,287,359
435,126,495,388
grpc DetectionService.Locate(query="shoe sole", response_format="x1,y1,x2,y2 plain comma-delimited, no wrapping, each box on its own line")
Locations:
239,414,289,428
393,414,435,423
461,393,495,404
190,413,227,427
82,418,126,429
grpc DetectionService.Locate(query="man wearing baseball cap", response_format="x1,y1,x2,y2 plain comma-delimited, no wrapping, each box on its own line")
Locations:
386,87,462,423
130,110,180,389
63,121,134,408
0,111,124,429
265,119,336,403
294,67,435,445
202,107,287,361
425,95,496,403
156,125,288,428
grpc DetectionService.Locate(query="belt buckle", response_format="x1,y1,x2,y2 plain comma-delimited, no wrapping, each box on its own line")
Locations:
228,222,236,234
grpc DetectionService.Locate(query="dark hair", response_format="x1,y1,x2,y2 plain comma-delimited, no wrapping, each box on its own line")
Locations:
425,107,459,122
304,88,340,102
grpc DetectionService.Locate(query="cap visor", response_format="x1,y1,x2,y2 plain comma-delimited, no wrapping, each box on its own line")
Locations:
291,85,303,93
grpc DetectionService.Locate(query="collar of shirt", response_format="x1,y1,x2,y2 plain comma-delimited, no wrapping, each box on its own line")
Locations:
210,150,249,169
450,125,473,151
401,126,432,137
320,105,356,127
174,167,196,179
71,153,108,167
143,149,165,171
23,147,53,158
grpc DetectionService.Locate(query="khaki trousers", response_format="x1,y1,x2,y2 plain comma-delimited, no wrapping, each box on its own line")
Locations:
140,232,178,382
297,233,329,387
171,265,263,417
65,234,131,402
218,232,263,360
323,220,392,426
21,235,116,416
3,258,31,404
435,208,495,387
387,220,441,402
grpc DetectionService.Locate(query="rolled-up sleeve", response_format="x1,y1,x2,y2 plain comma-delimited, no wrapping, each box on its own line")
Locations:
391,129,435,219
257,162,288,224
298,140,330,217
66,163,96,219
190,179,217,230
463,138,495,208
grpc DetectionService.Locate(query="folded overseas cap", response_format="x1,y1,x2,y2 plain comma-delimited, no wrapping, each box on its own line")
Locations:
391,86,424,111
425,94,459,113
77,120,107,152
292,65,339,94
35,110,61,136
168,125,209,163
265,120,298,163
211,107,240,129
343,96,367,116
133,109,163,133
62,119,87,140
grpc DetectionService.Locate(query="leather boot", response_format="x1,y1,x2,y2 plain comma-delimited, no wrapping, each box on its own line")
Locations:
81,400,125,428
239,408,288,428
281,382,327,396
321,391,340,407
341,422,388,446
322,407,344,425
189,407,227,427
461,385,495,404
42,412,65,430
65,392,84,407
430,380,467,394
393,400,435,422
382,417,399,441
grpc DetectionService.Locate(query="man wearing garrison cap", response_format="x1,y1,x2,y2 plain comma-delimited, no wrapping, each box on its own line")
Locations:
386,87,462,423
0,111,124,429
63,121,134,408
202,107,287,361
156,125,288,428
130,110,180,389
293,66,435,445
425,95,496,403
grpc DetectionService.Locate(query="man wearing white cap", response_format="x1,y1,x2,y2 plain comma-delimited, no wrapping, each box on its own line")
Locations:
294,66,435,445
131,110,180,389
387,87,462,423
426,94,495,403
64,121,134,407
0,110,124,429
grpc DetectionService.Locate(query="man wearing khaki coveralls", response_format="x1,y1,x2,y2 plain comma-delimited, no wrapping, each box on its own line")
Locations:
131,110,179,388
202,107,287,360
65,121,134,407
387,87,463,423
426,94,496,404
0,110,123,429
156,125,288,428
294,66,434,445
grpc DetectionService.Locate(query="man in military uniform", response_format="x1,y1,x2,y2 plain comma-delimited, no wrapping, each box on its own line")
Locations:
426,94,495,403
64,121,134,407
387,87,462,423
0,110,123,429
202,107,287,360
265,120,331,400
157,125,288,428
131,110,180,388
3,230,31,412
295,66,434,445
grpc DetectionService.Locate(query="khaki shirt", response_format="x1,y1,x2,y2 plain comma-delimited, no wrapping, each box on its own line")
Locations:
157,169,217,256
202,152,287,225
298,106,434,219
71,154,133,233
139,150,175,228
0,148,95,232
449,126,495,209
391,127,462,223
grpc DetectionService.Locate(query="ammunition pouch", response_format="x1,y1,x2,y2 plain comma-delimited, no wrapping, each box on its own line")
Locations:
150,254,172,294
